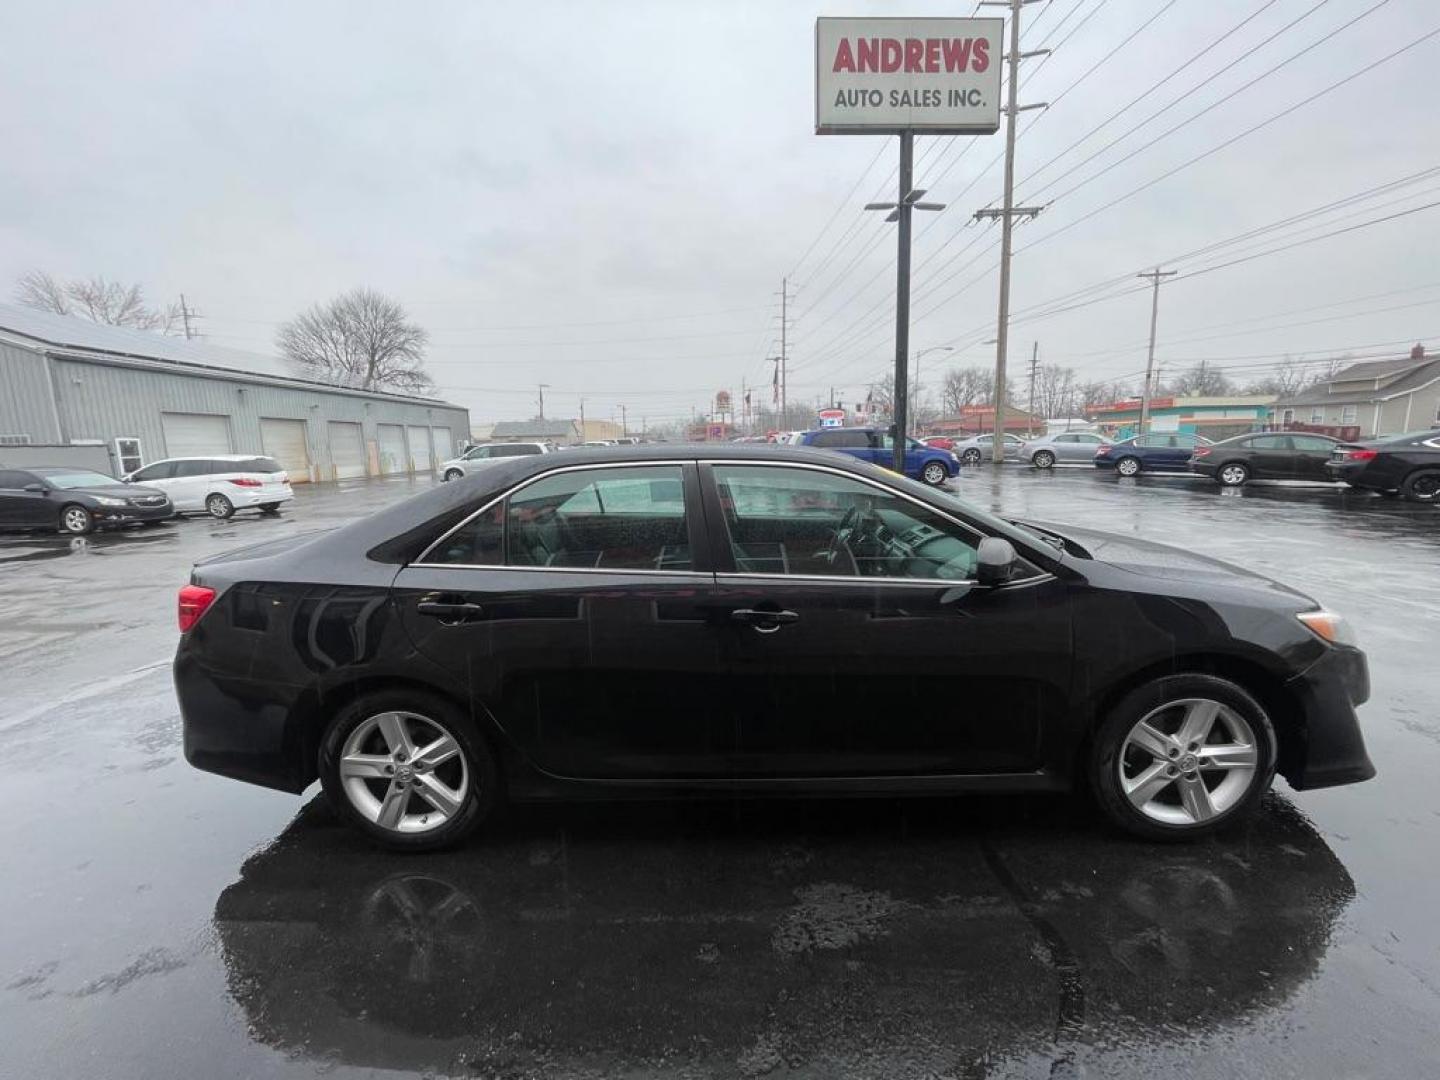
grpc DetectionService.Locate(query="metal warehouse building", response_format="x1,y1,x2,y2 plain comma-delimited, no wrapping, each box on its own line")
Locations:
0,302,470,481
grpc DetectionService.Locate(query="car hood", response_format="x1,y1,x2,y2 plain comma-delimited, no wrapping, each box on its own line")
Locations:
64,483,168,500
1015,518,1316,606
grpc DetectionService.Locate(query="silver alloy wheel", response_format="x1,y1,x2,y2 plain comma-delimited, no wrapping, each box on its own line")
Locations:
62,506,91,533
962,448,981,464
1118,698,1259,827
1219,463,1248,486
206,493,232,518
340,710,470,835
1116,456,1141,477
1033,450,1055,469
444,469,463,482
922,461,947,485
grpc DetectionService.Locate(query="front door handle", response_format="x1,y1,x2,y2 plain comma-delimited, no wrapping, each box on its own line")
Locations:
416,599,484,622
730,608,800,633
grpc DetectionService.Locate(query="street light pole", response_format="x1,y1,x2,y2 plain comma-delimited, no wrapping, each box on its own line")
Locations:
912,345,954,431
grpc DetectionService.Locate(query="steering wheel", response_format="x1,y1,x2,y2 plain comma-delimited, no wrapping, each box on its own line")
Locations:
821,503,880,573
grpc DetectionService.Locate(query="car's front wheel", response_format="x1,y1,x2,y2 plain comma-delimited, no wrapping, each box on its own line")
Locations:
1217,462,1249,487
1115,456,1142,477
961,448,982,465
1090,674,1276,841
59,504,94,535
444,468,464,482
205,493,235,519
1032,450,1055,469
921,461,948,486
318,690,498,851
1401,468,1440,502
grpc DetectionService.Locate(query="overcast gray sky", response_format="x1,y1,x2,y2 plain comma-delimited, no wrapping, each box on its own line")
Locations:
2,0,1437,426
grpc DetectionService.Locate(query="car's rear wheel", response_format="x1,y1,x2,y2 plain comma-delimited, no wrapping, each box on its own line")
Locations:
444,468,464,482
259,502,281,515
1032,450,1055,469
319,690,498,851
59,504,94,535
1217,462,1249,487
921,461,948,486
961,448,982,465
205,493,235,519
1115,456,1142,477
1400,468,1440,502
1090,674,1275,841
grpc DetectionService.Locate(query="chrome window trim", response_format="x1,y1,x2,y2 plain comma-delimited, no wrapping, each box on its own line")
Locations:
414,459,693,568
717,571,975,588
413,563,709,578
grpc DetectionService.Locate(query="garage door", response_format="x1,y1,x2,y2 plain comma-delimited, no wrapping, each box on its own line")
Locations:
377,424,407,474
431,427,454,462
161,413,232,458
259,418,311,482
327,421,367,480
406,425,433,472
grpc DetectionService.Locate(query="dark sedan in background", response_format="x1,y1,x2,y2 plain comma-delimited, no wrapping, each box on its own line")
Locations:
175,444,1373,851
1094,432,1212,475
1325,428,1440,500
1190,432,1344,486
0,466,173,534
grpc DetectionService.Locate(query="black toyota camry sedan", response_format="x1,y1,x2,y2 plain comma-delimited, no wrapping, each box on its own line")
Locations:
175,444,1374,850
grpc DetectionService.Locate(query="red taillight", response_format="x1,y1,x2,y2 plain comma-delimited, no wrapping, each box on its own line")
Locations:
1344,449,1378,461
178,584,216,632
1192,447,1212,458
229,477,263,487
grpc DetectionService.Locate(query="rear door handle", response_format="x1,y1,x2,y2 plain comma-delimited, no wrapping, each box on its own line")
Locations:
730,608,800,633
416,599,484,622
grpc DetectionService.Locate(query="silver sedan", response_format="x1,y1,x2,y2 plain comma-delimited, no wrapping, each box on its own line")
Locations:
1018,431,1112,468
950,433,1026,464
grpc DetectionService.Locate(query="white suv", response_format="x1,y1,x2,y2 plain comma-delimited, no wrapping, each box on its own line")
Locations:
440,442,551,481
123,455,294,519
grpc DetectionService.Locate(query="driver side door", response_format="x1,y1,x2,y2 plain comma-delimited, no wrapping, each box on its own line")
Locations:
700,462,1072,778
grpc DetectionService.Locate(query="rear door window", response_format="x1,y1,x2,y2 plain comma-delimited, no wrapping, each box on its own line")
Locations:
811,429,869,449
1249,435,1291,450
173,459,214,477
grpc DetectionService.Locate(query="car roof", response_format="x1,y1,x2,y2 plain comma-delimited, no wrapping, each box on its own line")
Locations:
149,454,276,462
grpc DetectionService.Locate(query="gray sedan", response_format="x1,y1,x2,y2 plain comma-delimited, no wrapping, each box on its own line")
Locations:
950,433,1026,464
1018,431,1112,468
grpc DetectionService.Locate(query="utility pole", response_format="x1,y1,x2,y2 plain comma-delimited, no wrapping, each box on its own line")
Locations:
976,0,1048,467
776,278,796,421
1027,342,1040,426
1137,269,1177,435
866,145,946,471
179,294,197,341
579,397,586,440
620,403,628,438
537,383,549,420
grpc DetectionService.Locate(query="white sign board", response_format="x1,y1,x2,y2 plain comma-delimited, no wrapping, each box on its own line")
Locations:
815,17,1003,135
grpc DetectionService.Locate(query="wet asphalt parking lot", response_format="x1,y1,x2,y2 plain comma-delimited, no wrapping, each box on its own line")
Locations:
1,465,1437,1079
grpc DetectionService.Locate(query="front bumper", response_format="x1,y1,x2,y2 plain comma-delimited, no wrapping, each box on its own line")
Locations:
1283,644,1376,790
93,502,173,526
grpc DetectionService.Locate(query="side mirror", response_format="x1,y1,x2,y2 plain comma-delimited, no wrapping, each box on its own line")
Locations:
23,483,47,494
976,536,1018,587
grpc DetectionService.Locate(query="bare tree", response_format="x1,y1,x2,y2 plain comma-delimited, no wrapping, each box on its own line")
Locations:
939,366,995,413
15,270,181,333
1171,360,1233,397
277,288,432,393
1243,357,1307,399
1033,364,1078,418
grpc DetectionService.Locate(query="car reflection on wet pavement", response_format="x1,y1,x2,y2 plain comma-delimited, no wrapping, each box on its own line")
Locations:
1,469,1437,1079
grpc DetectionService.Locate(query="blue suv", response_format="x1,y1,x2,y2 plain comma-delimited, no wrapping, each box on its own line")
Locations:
796,427,958,487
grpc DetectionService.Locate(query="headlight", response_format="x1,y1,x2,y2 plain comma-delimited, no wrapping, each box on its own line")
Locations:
1297,610,1358,648
93,495,127,507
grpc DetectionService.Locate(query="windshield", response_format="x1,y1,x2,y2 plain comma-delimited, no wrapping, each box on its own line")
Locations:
40,471,119,489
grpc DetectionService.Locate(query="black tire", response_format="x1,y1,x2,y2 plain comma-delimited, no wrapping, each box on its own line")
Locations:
443,468,464,482
58,503,94,535
1400,468,1440,502
259,502,281,515
1115,455,1142,477
205,493,235,519
318,689,499,852
961,448,982,465
921,461,948,487
1032,450,1055,469
1216,461,1250,487
1090,673,1277,842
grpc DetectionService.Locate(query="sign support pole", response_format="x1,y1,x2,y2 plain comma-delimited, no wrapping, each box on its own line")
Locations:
891,130,913,475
